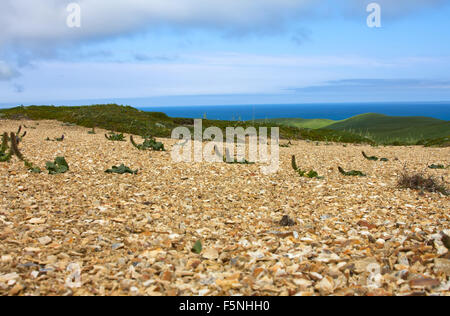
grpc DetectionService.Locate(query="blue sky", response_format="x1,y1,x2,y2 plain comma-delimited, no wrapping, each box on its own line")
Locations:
1,0,450,107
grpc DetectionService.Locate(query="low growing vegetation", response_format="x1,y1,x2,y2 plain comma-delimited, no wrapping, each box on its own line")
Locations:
45,157,69,175
105,133,125,141
105,164,138,175
362,151,389,162
291,155,324,179
398,169,448,195
338,167,366,177
130,136,165,151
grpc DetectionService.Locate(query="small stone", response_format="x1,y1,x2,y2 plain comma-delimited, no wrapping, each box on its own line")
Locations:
375,238,385,246
354,257,379,273
309,272,323,281
9,283,24,296
111,243,124,250
357,220,377,230
293,278,312,290
397,254,409,267
38,236,52,245
0,272,19,283
161,271,173,281
409,278,440,289
24,247,41,253
434,258,450,275
202,248,219,260
315,276,334,295
29,218,46,225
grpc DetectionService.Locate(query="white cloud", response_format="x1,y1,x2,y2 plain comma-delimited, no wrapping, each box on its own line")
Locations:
0,0,314,46
344,0,447,18
2,0,447,49
0,61,19,81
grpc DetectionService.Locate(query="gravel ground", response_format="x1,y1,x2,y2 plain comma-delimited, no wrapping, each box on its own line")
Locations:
0,120,449,296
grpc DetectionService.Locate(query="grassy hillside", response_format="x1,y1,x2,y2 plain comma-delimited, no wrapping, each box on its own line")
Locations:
323,113,450,144
256,118,337,129
0,104,374,144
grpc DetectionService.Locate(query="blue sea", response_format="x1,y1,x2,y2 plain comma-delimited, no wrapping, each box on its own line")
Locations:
139,102,450,121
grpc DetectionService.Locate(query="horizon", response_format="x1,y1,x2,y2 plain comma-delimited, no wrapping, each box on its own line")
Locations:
1,1,450,105
1,101,450,122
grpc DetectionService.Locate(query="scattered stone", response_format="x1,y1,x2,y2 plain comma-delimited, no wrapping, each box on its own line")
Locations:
434,258,450,276
38,236,52,245
202,248,219,260
111,243,124,250
357,220,377,230
0,121,447,296
409,278,440,289
29,218,46,225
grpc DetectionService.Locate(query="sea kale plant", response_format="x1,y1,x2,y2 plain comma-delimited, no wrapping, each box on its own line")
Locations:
291,155,324,179
362,151,388,162
338,166,366,177
428,164,446,169
130,135,165,151
46,135,65,142
45,157,69,174
1,130,41,173
105,133,126,141
105,164,138,174
223,148,255,165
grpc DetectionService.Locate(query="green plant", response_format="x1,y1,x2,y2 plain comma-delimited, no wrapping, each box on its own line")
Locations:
428,164,445,169
362,151,378,161
46,157,69,174
338,167,366,177
46,135,65,142
105,133,125,141
0,132,13,162
291,155,298,171
280,141,292,148
105,164,138,174
223,148,255,165
15,126,27,143
130,135,165,151
88,127,96,134
1,131,41,172
291,155,323,179
362,151,389,162
191,240,202,254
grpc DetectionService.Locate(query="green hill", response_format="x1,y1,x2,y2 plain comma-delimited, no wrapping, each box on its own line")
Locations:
0,104,374,144
323,113,450,144
1,105,448,146
256,118,337,129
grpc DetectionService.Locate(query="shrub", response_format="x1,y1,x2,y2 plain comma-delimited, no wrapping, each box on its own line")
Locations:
398,170,448,195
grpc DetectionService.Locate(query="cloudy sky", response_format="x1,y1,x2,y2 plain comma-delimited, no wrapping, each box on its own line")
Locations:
1,0,450,106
